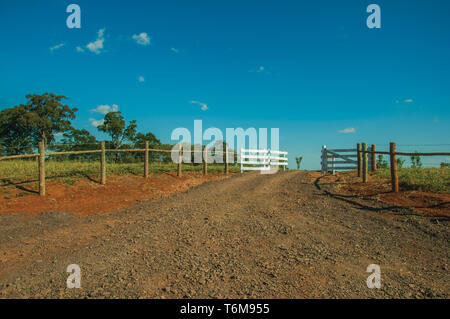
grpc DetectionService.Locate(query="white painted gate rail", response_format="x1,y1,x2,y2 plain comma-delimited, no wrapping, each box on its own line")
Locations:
240,148,288,173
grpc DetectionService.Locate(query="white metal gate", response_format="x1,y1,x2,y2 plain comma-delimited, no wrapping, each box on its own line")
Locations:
321,145,358,174
240,148,288,173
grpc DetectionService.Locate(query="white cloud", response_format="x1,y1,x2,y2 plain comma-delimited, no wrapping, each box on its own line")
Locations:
396,98,413,104
132,32,150,46
249,65,270,74
138,76,145,82
190,100,208,111
170,47,180,53
337,127,356,134
76,46,85,53
89,118,104,127
90,104,119,115
86,28,106,54
49,43,65,52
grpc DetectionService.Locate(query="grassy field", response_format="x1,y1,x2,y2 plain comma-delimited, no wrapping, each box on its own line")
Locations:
0,159,241,186
374,167,450,193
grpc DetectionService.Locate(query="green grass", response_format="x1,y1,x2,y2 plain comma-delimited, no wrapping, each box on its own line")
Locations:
374,167,450,193
0,159,240,187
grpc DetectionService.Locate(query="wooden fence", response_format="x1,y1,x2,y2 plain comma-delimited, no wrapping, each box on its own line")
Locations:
321,142,450,192
0,142,237,196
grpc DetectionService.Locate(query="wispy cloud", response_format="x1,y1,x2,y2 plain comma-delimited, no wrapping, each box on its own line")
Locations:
170,47,180,54
76,46,84,53
138,76,145,83
396,98,414,104
132,32,150,46
85,28,106,54
49,43,65,52
89,118,104,127
256,66,265,73
190,100,208,111
90,104,119,115
337,127,356,134
249,65,270,74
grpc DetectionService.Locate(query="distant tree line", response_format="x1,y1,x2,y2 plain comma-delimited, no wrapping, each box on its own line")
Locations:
0,93,174,163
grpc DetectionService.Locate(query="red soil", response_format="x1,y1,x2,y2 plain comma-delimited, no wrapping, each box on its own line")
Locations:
308,171,450,218
0,172,235,216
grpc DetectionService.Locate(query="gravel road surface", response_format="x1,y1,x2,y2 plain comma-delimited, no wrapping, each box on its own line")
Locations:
0,171,448,298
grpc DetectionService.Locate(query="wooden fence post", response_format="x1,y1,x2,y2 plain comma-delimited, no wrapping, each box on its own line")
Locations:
362,142,368,182
101,141,106,185
224,145,229,174
177,147,182,177
38,142,45,196
371,144,377,172
144,141,149,178
357,143,362,177
203,146,208,175
390,142,399,193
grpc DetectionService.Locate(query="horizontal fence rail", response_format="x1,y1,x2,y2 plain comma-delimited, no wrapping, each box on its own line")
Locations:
321,146,359,174
0,142,239,196
240,148,288,173
321,142,450,193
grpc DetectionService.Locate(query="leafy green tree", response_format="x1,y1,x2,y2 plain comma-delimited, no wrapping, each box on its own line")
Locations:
132,132,162,163
397,157,405,169
0,93,77,154
50,128,98,161
97,111,137,149
22,93,77,147
134,132,161,149
0,105,34,155
295,156,303,170
59,129,98,150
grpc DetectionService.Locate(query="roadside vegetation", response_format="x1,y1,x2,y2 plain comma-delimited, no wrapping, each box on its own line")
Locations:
374,167,449,193
0,159,240,187
375,153,449,192
0,93,238,187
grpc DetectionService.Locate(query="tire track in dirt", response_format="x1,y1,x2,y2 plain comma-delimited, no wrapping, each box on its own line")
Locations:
0,171,448,298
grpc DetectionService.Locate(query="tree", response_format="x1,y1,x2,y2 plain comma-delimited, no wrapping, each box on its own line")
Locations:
134,132,161,149
410,151,422,168
133,132,162,163
0,105,34,155
295,156,303,170
97,111,137,149
50,128,98,161
21,93,77,147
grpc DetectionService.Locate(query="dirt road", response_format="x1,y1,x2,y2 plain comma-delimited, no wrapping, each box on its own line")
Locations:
0,171,448,298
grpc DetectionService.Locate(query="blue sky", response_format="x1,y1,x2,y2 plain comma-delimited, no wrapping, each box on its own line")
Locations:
0,0,449,169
